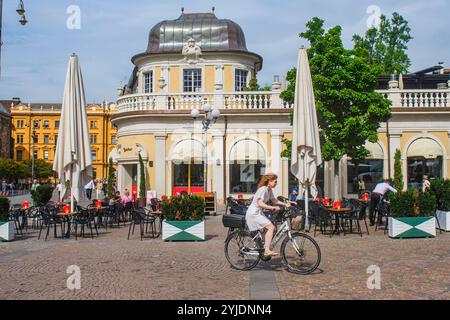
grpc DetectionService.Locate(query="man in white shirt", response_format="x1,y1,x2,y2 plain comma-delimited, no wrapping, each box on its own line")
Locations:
422,175,431,192
369,179,397,226
84,179,94,200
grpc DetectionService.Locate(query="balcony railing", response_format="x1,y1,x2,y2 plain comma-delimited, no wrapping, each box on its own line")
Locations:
116,92,292,113
378,89,450,109
116,88,450,113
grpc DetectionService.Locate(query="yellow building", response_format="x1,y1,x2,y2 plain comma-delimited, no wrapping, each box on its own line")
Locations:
9,101,117,179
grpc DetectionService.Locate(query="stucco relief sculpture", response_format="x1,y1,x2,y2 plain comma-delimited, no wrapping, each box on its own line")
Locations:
182,38,202,64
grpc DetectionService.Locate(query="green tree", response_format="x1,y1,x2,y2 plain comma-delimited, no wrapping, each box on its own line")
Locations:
0,158,27,181
393,149,404,191
244,77,271,91
22,160,53,181
280,17,392,198
352,12,413,74
138,153,146,198
107,158,115,198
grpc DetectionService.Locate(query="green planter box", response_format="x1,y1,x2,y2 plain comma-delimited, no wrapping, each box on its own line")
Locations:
388,217,436,238
0,221,15,241
162,220,205,241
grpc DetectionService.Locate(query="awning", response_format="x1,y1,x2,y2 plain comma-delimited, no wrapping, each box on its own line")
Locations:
230,139,265,164
365,142,384,159
171,139,204,163
407,138,443,159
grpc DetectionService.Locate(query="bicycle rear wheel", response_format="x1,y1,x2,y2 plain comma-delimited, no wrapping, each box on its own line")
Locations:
224,230,261,271
281,232,321,275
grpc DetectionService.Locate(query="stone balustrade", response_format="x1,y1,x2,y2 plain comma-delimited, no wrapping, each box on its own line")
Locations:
116,88,450,113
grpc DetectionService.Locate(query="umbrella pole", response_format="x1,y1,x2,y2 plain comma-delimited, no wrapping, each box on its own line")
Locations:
303,156,309,228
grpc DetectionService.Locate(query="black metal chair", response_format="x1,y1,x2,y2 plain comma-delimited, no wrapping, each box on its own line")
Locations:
342,199,370,236
38,208,65,241
375,198,390,234
127,208,156,240
308,201,334,237
73,208,98,239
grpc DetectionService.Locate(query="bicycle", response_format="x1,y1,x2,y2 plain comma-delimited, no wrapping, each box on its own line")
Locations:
224,205,321,275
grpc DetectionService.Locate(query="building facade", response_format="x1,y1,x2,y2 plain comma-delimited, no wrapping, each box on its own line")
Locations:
111,12,450,203
0,101,11,158
10,101,117,179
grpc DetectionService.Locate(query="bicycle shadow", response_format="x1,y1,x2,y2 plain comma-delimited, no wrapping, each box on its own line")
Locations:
254,258,324,275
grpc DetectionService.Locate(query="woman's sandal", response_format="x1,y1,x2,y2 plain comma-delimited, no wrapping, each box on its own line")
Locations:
263,250,279,257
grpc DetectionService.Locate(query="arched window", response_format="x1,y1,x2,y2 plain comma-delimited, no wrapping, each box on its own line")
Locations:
229,139,266,194
407,138,443,190
347,142,384,194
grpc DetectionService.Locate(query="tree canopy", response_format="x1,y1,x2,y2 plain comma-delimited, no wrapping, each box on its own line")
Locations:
352,12,413,74
281,17,392,163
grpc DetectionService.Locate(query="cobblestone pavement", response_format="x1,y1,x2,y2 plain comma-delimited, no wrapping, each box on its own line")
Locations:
1,209,449,300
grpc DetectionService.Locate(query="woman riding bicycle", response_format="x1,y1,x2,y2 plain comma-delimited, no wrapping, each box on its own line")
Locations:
245,173,290,257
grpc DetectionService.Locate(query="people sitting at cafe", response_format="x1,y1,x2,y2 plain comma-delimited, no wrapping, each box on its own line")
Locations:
121,189,133,206
111,191,122,206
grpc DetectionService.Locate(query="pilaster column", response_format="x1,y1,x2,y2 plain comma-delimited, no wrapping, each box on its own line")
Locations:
212,132,225,203
155,133,167,197
270,130,283,196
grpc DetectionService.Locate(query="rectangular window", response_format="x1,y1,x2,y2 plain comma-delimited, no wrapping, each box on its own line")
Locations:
33,135,38,143
44,135,49,144
16,135,24,144
90,121,97,129
43,120,50,128
33,150,38,159
17,120,24,128
111,136,117,144
54,135,58,145
143,71,153,93
90,135,97,144
183,69,202,92
55,120,60,129
17,150,23,161
33,120,40,128
43,150,49,160
91,150,97,161
235,69,248,92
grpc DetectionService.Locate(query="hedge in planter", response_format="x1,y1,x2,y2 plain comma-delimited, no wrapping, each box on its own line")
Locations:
388,190,436,238
0,197,14,241
430,178,450,231
161,194,206,241
30,185,54,206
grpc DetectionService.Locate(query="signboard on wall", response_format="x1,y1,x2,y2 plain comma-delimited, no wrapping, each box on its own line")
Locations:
240,164,255,182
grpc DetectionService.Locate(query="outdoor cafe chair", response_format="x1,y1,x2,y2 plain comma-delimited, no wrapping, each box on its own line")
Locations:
308,201,334,237
375,198,390,234
127,208,157,241
38,209,65,241
73,209,98,240
342,199,369,236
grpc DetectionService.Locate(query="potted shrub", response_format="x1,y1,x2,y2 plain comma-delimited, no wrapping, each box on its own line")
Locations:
30,185,54,206
430,178,450,231
161,193,206,241
0,197,14,241
388,190,436,238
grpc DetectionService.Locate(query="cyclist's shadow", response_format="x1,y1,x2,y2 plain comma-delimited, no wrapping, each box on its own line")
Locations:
254,258,324,275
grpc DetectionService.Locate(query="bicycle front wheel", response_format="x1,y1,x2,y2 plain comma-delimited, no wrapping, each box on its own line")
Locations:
281,232,321,275
224,230,261,271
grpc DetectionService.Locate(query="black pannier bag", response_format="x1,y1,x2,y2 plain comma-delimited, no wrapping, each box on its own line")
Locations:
222,214,246,229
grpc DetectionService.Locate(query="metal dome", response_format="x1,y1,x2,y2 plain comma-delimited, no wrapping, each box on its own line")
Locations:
146,13,249,53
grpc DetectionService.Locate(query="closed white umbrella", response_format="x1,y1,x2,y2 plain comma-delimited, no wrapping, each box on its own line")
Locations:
53,54,93,212
290,47,322,228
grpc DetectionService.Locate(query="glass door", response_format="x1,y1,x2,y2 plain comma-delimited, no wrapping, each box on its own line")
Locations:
173,161,204,195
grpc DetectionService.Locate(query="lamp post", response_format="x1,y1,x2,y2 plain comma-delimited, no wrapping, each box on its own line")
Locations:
0,0,28,77
191,102,221,192
31,128,36,181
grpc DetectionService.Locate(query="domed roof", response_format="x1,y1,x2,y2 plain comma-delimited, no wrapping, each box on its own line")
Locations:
147,12,248,53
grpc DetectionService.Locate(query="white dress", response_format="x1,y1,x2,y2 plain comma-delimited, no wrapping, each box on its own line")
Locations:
246,186,273,231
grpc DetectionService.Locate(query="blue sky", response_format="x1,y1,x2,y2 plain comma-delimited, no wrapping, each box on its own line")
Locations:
1,0,449,103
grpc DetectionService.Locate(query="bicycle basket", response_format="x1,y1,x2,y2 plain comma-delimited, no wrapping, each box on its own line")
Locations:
222,214,246,229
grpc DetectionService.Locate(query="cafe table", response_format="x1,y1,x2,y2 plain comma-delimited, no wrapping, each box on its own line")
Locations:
56,212,79,238
326,207,352,235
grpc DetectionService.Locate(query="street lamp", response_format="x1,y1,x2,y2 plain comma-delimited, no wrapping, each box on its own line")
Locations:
31,128,36,181
191,102,221,192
